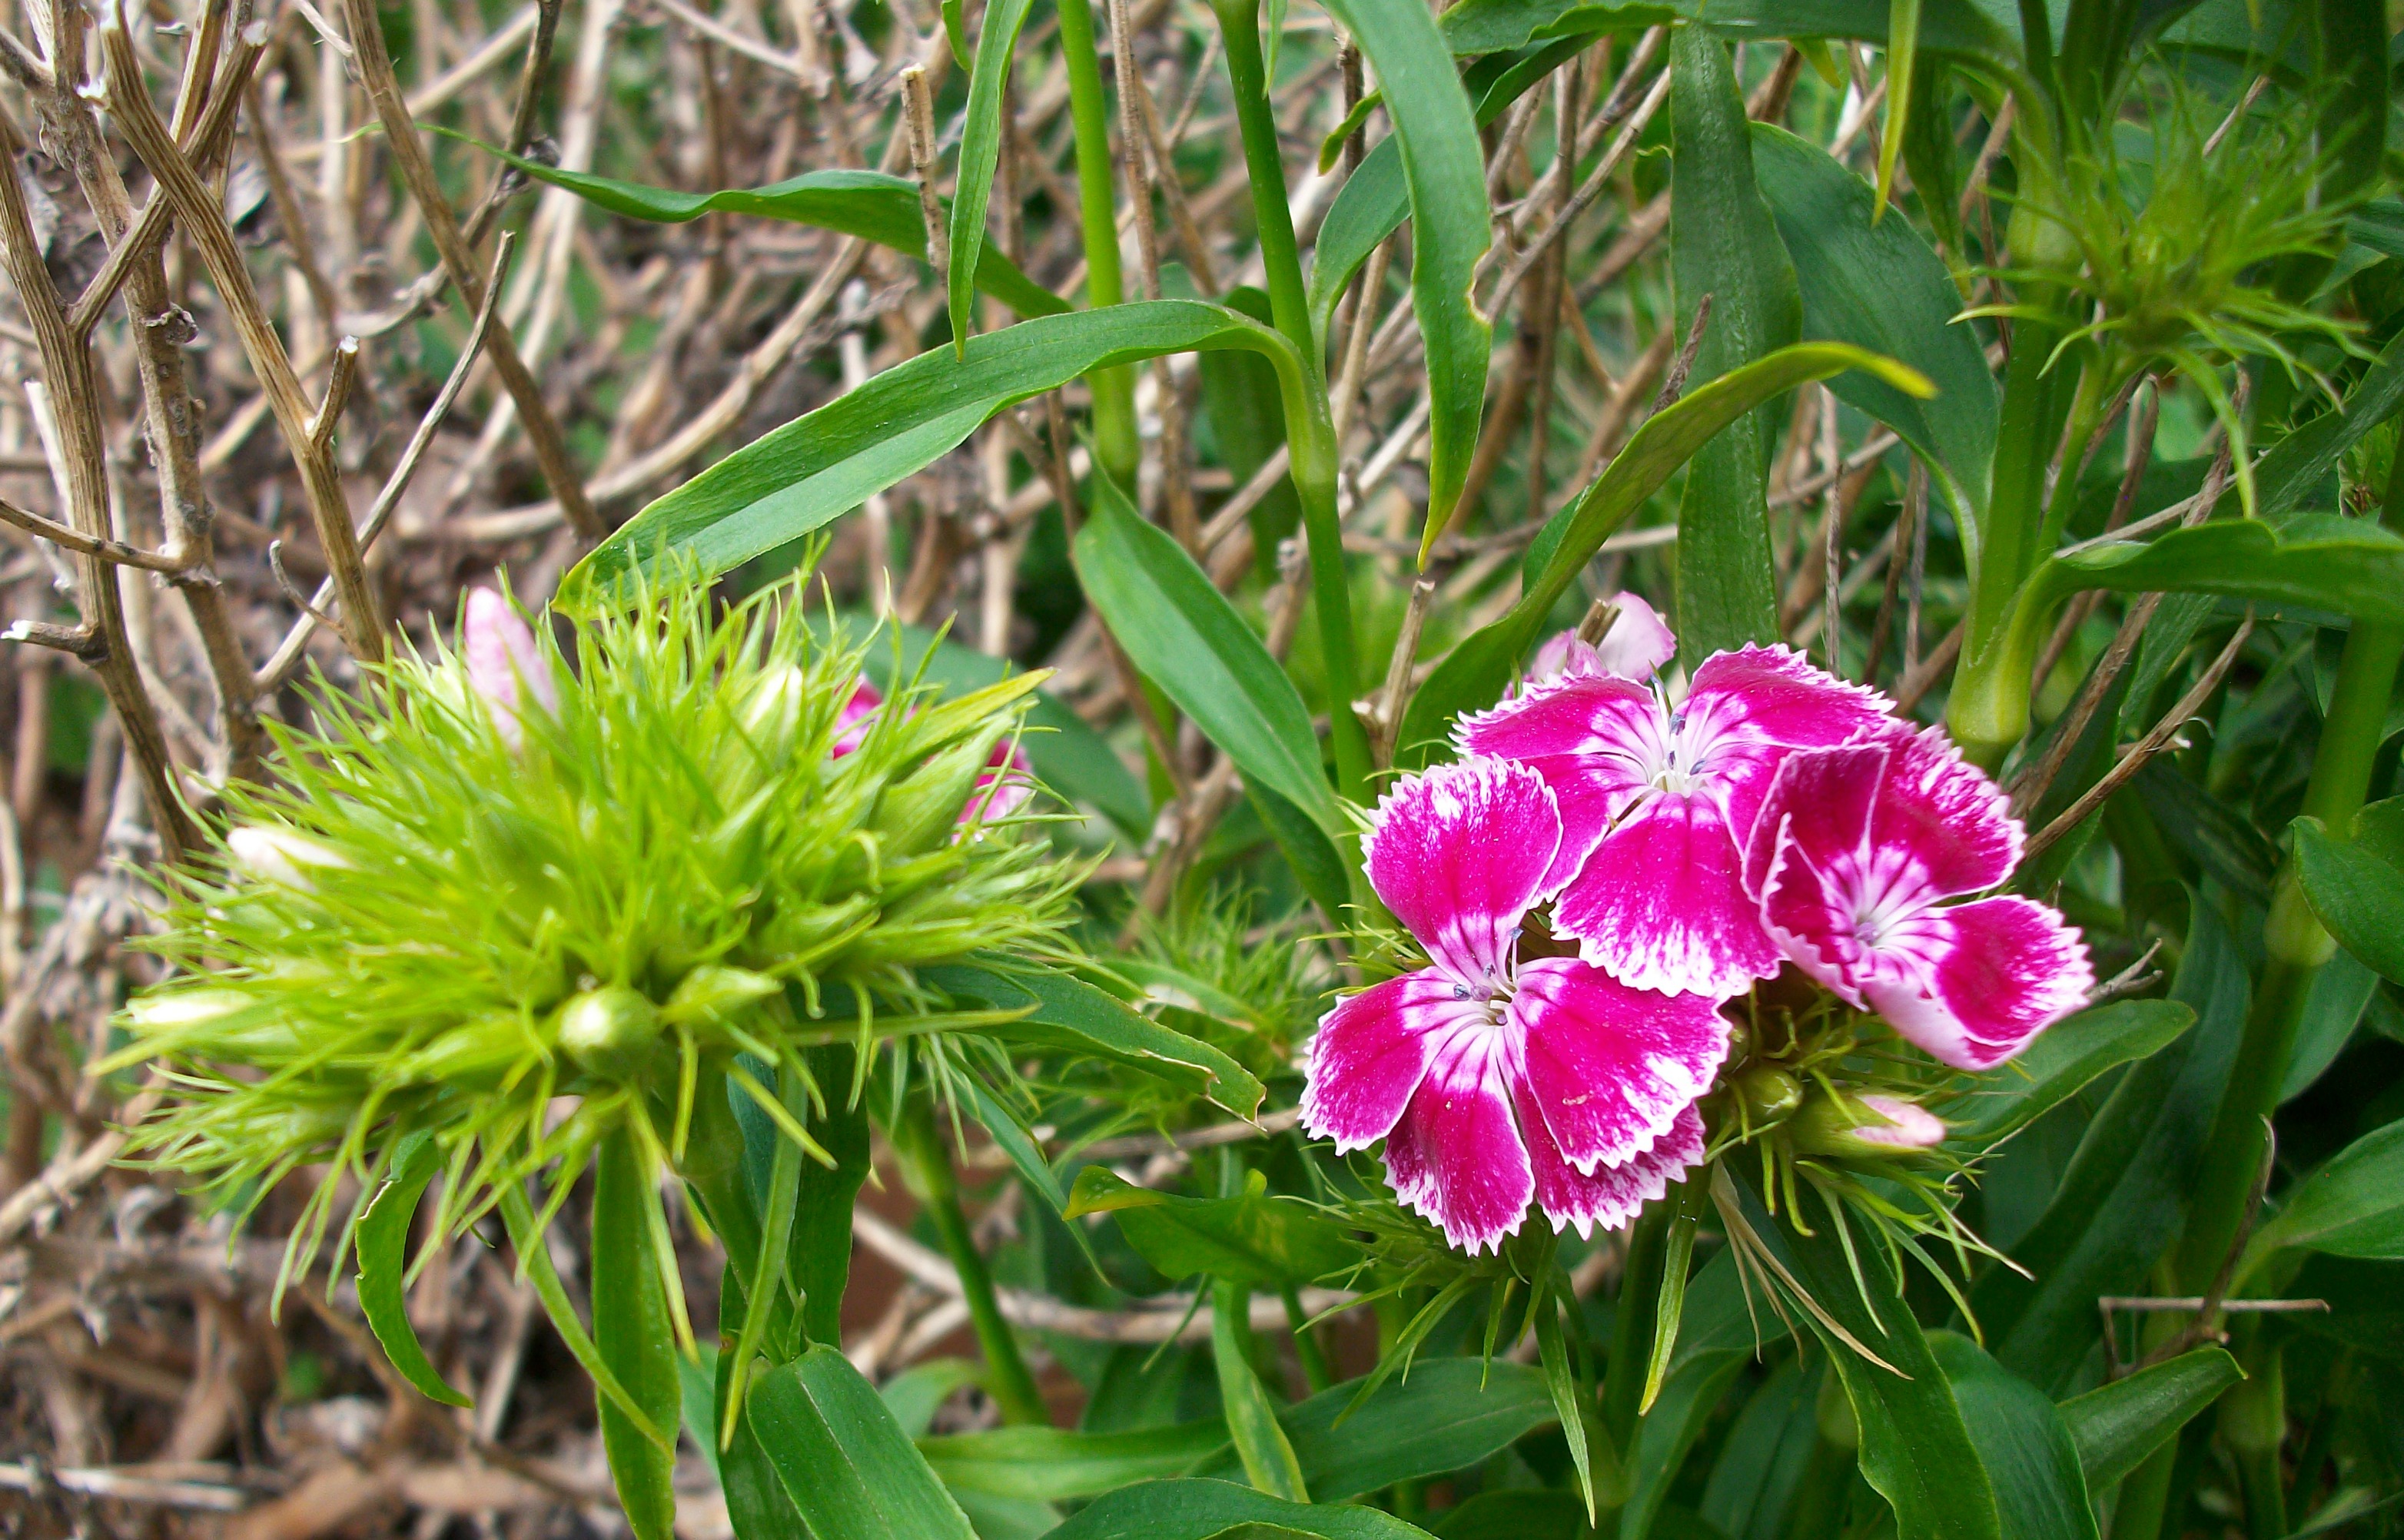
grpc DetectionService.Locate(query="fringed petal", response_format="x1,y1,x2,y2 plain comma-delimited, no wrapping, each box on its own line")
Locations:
1299,971,1476,1151
1867,896,2094,1070
1554,792,1782,997
1365,758,1563,984
1382,1023,1533,1255
1522,1098,1705,1239
1509,958,1728,1173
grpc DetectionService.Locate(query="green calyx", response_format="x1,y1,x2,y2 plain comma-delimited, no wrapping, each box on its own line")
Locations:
108,561,1080,1293
559,987,666,1080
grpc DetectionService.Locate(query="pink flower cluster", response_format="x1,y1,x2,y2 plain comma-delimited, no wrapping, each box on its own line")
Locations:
1300,601,2091,1253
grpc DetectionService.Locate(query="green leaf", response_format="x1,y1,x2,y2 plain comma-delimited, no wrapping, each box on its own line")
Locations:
789,1046,874,1349
1750,122,1997,525
2283,950,2379,1104
1275,1358,1557,1502
679,1343,720,1482
1065,1167,1357,1286
1971,898,2247,1392
745,1345,980,1539
440,136,1064,322
1532,1283,1602,1522
1619,1340,1749,1540
882,1358,987,1439
1042,1479,1439,1540
1244,778,1353,923
921,1419,1232,1500
947,0,1041,349
2252,325,2404,519
592,1128,681,1540
923,961,1267,1117
1944,999,2196,1147
1071,466,1340,845
1215,1279,1310,1500
1704,0,2028,83
1198,287,1303,579
1740,1174,2004,1540
1874,0,1922,214
713,1321,813,1540
1311,0,1491,546
2033,515,2404,625
2055,1347,2243,1490
2248,1117,2404,1262
1435,1490,1591,1539
865,622,1151,839
1435,0,1675,55
498,1185,679,1450
2296,814,2404,984
1669,24,1803,663
1927,1332,2096,1540
1396,343,1929,763
563,301,1303,606
356,1131,473,1408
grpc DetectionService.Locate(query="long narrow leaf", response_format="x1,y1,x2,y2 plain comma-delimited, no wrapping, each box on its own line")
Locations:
443,136,1064,320
1313,0,1491,548
1071,469,1337,835
947,0,1041,348
563,301,1304,606
355,1131,473,1408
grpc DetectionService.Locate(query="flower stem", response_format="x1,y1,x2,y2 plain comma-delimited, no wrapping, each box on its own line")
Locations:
1949,308,2076,768
1054,0,1140,492
1601,1201,1669,1452
1210,0,1368,806
2173,445,2404,1293
890,1097,1049,1425
1281,1283,1334,1394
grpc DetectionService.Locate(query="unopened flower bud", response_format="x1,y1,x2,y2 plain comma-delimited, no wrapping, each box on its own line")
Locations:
1788,1091,1947,1159
227,825,351,891
1528,592,1677,685
557,986,663,1080
465,589,556,747
1734,1064,1804,1126
740,665,809,750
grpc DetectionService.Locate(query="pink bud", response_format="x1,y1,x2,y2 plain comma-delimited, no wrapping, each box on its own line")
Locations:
1529,592,1678,685
465,589,555,745
832,676,883,757
1848,1094,1947,1150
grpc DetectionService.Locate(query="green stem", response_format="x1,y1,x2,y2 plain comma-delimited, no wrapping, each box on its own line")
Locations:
891,1099,1049,1425
1950,305,2073,769
2174,453,2404,1293
1054,0,1138,491
2034,360,2109,557
2220,1337,2287,1540
1601,1201,1669,1452
1280,1283,1334,1395
1210,0,1367,805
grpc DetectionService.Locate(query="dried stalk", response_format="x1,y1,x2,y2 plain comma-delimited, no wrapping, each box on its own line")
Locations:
334,0,605,539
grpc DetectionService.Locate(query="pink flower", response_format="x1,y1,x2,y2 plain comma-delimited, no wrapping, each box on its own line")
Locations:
835,677,1033,822
464,589,556,746
1458,644,1891,1000
1526,593,1678,685
1742,727,2092,1070
1848,1094,1947,1150
1299,758,1729,1254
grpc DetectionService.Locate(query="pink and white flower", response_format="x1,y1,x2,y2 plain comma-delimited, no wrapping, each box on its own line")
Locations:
464,588,556,746
1458,644,1891,1000
1299,758,1730,1253
1527,593,1678,685
835,676,1033,822
1742,727,2092,1070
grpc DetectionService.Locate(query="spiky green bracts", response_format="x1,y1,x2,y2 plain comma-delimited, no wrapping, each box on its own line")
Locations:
105,570,1077,1389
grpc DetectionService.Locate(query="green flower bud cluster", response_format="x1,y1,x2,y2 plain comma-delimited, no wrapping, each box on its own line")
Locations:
107,566,1082,1289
